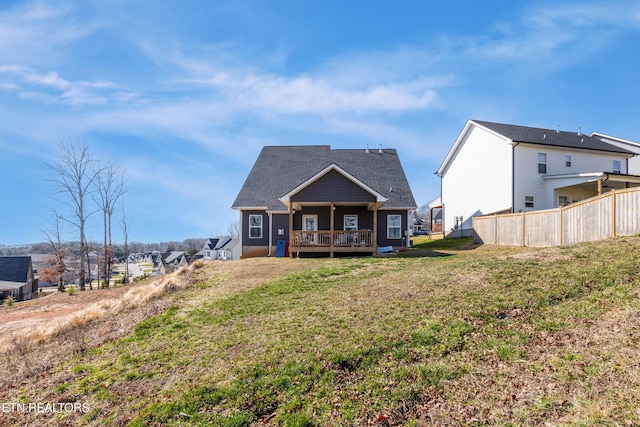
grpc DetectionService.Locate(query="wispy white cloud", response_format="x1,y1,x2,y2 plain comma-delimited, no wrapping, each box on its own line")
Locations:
462,2,640,62
0,65,117,105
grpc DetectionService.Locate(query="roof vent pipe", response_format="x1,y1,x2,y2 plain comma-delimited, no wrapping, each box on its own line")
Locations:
365,144,370,154
557,125,560,133
378,144,383,154
578,127,582,136
543,134,547,140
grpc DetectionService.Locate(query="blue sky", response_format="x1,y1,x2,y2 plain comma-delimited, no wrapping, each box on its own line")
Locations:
1,0,640,245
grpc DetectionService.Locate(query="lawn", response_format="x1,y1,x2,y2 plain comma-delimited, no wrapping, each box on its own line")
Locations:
2,237,640,426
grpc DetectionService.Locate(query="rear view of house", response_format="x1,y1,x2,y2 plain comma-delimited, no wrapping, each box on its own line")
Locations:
0,256,37,302
232,145,417,258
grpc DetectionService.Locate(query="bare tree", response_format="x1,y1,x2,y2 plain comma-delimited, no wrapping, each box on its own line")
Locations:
93,162,126,287
121,207,130,285
227,221,240,238
40,212,67,292
45,140,101,291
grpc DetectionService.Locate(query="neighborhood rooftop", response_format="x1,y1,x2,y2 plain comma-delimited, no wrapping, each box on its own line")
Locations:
473,120,635,154
0,256,31,283
232,145,416,211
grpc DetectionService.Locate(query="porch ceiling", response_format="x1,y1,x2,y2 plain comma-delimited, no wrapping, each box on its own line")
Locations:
287,201,385,211
545,172,640,193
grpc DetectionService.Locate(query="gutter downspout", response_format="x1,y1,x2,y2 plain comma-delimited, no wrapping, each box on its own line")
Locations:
267,212,273,256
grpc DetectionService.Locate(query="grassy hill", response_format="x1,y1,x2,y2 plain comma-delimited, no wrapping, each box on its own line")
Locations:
2,237,640,426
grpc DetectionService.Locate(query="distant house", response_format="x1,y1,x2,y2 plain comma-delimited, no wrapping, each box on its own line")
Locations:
436,120,640,237
427,195,443,233
0,256,37,302
202,238,220,260
232,145,417,257
159,251,188,273
217,237,240,261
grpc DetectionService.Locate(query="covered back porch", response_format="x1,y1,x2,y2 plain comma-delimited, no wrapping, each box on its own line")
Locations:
287,202,381,257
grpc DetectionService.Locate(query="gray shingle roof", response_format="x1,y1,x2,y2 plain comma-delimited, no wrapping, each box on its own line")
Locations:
0,256,31,283
474,120,634,154
233,146,417,211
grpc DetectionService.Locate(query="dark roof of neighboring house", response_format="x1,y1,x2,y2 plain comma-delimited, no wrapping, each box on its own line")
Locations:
0,256,31,283
204,238,219,250
233,145,417,211
473,120,635,154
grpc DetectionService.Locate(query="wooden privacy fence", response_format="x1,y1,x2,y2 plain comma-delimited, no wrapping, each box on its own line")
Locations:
473,187,640,247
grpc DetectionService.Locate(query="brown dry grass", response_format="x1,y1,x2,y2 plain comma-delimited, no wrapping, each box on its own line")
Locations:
2,239,640,426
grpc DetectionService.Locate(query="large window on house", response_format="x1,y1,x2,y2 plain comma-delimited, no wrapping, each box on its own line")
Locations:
613,160,621,173
538,153,547,174
387,215,402,239
565,155,572,167
249,215,262,239
525,196,534,208
344,215,358,231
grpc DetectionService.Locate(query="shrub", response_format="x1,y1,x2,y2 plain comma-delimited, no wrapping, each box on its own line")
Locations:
3,295,15,307
67,285,77,295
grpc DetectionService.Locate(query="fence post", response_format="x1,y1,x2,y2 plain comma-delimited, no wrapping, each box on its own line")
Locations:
521,212,526,246
559,206,563,246
611,189,616,237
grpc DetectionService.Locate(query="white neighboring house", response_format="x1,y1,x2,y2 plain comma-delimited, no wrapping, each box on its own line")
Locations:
436,120,640,237
218,237,240,261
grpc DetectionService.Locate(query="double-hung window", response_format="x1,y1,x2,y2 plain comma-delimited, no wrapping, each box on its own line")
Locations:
538,153,547,174
249,215,262,239
344,215,358,231
387,215,401,239
525,196,534,208
565,155,572,167
613,160,621,174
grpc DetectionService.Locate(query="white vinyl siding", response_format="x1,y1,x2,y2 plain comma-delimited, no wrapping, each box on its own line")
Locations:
440,125,513,236
514,144,629,210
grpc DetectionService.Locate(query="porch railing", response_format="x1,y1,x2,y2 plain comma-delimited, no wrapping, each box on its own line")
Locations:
291,230,374,248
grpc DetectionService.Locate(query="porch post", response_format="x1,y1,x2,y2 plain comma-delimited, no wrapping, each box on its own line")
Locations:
289,204,294,258
330,202,335,258
598,179,603,195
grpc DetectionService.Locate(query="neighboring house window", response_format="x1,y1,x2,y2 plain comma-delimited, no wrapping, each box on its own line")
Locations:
525,196,534,208
249,215,262,238
559,196,569,206
344,215,358,231
613,160,621,173
387,215,401,239
538,153,547,174
565,155,572,167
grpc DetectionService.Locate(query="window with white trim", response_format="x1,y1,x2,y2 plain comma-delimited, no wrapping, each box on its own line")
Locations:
565,155,572,167
344,215,358,231
249,215,262,239
613,160,621,174
538,153,547,174
525,196,534,208
387,215,401,239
